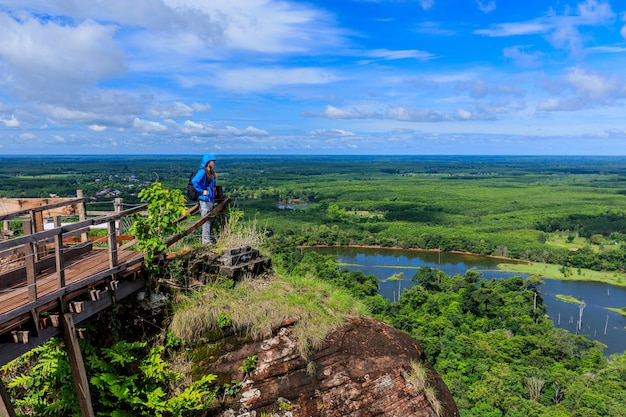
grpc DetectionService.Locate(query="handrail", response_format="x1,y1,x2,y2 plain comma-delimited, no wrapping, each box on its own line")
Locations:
0,204,147,252
0,198,88,222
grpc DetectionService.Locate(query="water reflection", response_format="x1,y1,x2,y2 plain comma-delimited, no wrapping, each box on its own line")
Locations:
308,247,626,355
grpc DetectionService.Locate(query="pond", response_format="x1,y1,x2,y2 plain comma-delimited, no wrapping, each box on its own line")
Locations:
308,246,626,356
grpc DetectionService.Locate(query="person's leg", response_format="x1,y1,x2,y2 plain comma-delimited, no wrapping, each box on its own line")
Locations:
199,200,214,244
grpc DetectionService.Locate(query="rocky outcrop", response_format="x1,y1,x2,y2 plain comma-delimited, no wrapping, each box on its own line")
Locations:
205,317,459,417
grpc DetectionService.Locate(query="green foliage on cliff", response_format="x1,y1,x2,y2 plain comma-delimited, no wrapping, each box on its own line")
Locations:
1,338,218,416
288,251,626,417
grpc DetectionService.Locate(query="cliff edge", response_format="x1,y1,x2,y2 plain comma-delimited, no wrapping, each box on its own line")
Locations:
201,316,459,417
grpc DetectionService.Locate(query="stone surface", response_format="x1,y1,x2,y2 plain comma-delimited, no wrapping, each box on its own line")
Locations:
207,317,459,417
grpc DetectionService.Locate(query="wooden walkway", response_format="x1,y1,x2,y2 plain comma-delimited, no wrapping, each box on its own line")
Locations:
0,192,233,417
0,196,232,367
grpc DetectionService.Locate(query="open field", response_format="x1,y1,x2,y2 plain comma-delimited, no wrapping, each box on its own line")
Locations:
4,155,626,283
498,261,626,287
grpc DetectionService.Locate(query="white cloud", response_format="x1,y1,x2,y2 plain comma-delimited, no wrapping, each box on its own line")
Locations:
387,106,444,122
475,0,615,59
367,49,435,61
418,0,435,11
564,67,622,98
181,120,268,136
309,105,373,119
147,102,195,119
88,125,107,131
44,104,135,127
0,115,19,127
474,21,550,37
537,96,587,111
476,0,496,13
0,12,126,98
133,118,168,132
19,133,36,140
413,21,456,36
503,45,543,67
201,66,338,92
192,102,212,112
309,129,355,137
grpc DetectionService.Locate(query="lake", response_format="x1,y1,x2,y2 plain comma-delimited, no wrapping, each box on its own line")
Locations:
309,246,626,356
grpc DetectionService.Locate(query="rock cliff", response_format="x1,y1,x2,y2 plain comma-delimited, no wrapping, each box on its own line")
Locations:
202,316,459,417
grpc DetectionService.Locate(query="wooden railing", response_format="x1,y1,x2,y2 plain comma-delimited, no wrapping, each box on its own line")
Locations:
0,203,147,326
0,191,232,417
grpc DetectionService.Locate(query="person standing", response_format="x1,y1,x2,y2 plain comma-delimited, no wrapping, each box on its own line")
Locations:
192,154,217,244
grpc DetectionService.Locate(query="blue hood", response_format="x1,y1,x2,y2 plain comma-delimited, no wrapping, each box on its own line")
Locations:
200,154,216,168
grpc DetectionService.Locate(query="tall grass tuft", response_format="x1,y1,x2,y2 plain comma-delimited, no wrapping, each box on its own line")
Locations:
214,208,265,254
402,360,442,417
169,270,368,359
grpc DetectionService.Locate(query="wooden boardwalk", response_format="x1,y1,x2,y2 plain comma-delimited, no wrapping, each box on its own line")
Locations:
0,196,232,367
0,248,143,316
0,193,233,417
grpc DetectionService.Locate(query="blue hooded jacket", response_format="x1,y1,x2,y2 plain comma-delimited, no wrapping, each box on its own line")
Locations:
191,154,216,202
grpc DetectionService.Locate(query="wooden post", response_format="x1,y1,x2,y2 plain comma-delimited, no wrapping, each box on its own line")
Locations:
61,313,95,417
107,220,118,269
114,198,122,235
30,210,45,259
77,190,88,242
1,221,9,241
54,216,66,289
0,377,17,417
24,241,37,303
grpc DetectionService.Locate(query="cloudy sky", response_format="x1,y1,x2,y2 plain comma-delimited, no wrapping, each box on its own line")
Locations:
1,0,626,155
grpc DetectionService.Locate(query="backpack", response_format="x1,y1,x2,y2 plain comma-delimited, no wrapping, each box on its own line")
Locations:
186,170,200,201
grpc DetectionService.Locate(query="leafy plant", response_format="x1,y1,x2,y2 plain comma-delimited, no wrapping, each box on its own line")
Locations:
2,339,78,416
216,311,232,329
89,341,218,417
130,182,189,271
222,379,242,399
238,355,258,376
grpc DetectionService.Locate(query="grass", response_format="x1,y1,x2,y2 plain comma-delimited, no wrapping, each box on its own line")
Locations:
556,294,584,305
169,270,368,359
402,360,441,417
606,307,626,317
497,261,626,287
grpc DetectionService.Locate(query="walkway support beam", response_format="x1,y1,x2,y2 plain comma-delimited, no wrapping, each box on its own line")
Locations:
61,313,95,417
0,378,17,417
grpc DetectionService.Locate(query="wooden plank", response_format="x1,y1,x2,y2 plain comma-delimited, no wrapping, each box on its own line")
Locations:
61,313,95,417
165,198,231,248
0,375,17,417
0,250,143,323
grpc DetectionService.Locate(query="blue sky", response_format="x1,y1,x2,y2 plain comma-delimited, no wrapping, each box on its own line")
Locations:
1,0,626,155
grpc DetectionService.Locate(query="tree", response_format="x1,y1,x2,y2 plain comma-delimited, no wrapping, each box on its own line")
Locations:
412,266,447,291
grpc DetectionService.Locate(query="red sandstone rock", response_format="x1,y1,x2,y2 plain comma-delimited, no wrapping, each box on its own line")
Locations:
208,317,459,417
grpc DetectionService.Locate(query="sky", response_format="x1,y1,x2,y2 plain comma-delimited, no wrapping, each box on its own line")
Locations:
1,0,626,156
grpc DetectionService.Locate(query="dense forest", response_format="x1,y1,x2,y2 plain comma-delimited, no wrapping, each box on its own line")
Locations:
284,251,626,417
5,154,626,275
2,155,626,416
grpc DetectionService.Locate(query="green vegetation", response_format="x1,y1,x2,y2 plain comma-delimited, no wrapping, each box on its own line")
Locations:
130,182,190,270
3,155,626,416
169,268,368,359
2,338,218,416
555,294,584,305
5,154,626,281
287,252,626,417
499,261,626,287
606,307,626,317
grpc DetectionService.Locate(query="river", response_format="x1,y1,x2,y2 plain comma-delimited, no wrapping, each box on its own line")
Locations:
309,246,626,356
